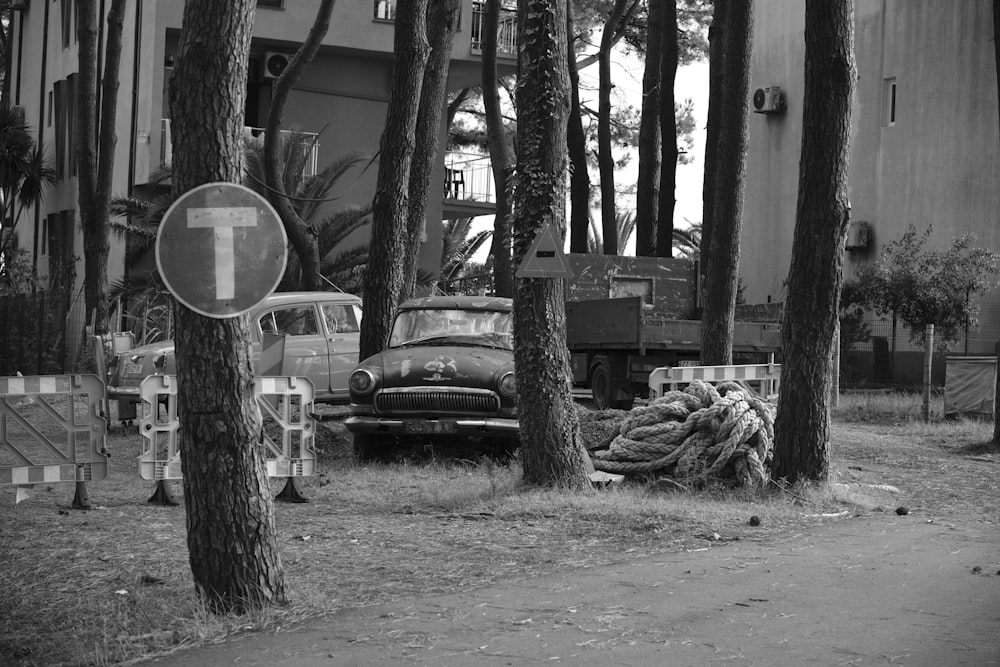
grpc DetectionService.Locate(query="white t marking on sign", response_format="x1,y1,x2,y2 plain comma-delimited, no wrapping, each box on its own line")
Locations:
187,207,258,299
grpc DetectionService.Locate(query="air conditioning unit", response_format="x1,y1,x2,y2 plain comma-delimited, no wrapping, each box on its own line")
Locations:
752,86,786,114
845,220,871,250
262,52,292,80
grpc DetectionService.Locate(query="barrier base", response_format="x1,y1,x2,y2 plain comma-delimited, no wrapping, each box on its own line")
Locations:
72,481,92,510
275,477,309,503
148,480,179,506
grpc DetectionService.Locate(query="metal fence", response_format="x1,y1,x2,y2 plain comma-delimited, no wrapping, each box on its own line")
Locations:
0,289,77,376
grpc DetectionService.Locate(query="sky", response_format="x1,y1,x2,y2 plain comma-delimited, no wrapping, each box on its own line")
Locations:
470,57,710,260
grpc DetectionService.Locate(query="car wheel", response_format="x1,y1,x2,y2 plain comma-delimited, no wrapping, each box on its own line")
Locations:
590,359,612,411
353,433,392,462
488,437,519,462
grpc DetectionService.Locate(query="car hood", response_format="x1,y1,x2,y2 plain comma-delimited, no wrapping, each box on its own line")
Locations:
374,344,514,389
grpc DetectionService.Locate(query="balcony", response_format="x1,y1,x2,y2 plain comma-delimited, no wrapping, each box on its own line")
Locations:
443,152,497,219
470,2,518,57
160,119,320,178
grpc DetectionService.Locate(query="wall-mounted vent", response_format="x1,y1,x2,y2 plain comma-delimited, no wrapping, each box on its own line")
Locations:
262,52,292,80
752,86,786,114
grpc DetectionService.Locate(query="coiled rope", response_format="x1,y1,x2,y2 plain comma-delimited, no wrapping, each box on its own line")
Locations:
591,379,776,487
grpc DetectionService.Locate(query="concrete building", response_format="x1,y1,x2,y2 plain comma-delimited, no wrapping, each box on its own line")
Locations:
3,0,510,366
742,0,999,384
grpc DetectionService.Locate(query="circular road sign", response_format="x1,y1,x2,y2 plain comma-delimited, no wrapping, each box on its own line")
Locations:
156,182,288,319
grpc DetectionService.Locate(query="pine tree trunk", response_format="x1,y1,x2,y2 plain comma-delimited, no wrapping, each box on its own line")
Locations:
482,0,516,297
635,0,663,257
361,0,430,359
515,0,590,489
597,0,630,255
773,0,856,483
167,0,286,612
699,0,753,365
566,5,591,255
402,0,461,301
699,0,728,301
654,0,679,258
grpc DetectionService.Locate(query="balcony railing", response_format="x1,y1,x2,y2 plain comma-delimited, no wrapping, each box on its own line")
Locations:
470,2,518,57
160,119,320,178
443,152,495,204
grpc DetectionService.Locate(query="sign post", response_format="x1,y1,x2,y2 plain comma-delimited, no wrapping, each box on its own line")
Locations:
156,182,288,318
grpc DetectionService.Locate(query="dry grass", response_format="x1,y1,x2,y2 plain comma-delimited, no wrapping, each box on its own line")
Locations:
1,396,997,666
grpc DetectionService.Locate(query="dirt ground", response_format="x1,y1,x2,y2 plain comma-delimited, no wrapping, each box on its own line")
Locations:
140,420,1000,667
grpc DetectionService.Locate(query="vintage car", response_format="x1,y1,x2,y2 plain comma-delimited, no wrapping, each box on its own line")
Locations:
106,291,363,416
345,295,518,460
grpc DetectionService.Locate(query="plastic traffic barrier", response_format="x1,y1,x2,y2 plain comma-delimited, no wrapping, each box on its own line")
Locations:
648,363,781,402
138,375,316,480
0,374,109,489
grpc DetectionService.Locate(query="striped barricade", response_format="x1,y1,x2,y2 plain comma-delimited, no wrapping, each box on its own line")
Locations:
138,375,317,480
648,363,781,402
0,374,109,490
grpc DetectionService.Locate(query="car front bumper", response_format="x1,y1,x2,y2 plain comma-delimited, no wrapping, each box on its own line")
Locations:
344,414,519,438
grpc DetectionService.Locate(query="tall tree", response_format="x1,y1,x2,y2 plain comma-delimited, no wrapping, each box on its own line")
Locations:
634,0,663,257
401,0,461,301
596,0,640,255
514,0,590,488
77,0,126,338
698,0,753,365
482,0,516,297
654,0,680,257
566,4,592,254
698,0,726,298
773,0,856,483
168,0,286,612
360,0,430,360
263,0,336,291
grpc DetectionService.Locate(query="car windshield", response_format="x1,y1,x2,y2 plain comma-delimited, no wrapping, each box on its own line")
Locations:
388,308,513,349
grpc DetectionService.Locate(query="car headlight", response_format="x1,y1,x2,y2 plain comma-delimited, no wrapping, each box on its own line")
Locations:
498,371,516,398
350,368,377,395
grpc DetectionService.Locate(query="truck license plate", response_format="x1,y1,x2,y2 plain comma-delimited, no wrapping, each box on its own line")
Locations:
124,364,144,376
403,420,456,434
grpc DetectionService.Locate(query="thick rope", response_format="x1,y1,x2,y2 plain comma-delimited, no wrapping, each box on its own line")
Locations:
592,379,776,487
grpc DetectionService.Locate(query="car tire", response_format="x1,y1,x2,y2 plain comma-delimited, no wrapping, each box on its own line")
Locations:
590,359,613,411
353,433,392,462
488,437,519,462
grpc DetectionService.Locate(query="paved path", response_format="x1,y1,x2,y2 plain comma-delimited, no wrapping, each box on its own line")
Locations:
146,516,999,666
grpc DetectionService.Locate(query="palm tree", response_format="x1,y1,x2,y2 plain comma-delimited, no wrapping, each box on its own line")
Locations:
587,210,636,254
0,104,56,267
432,217,492,295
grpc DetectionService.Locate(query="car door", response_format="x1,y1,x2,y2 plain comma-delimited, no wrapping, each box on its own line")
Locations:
320,301,362,401
255,302,333,396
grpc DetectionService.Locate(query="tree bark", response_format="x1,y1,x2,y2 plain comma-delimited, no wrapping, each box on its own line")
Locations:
566,5,591,255
654,0,679,258
514,0,590,489
402,0,461,301
167,0,286,612
699,0,753,365
263,0,335,291
773,0,856,483
699,0,727,303
482,0,516,297
360,0,430,359
77,0,125,336
596,0,632,255
635,0,663,257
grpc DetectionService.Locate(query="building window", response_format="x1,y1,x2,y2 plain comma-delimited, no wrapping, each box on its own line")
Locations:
61,0,73,48
374,0,395,21
256,0,283,8
882,77,896,127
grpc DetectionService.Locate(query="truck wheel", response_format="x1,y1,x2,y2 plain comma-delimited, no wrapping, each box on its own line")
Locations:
354,433,392,462
590,361,613,411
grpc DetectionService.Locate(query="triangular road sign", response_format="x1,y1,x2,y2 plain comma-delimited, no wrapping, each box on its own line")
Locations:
515,222,575,279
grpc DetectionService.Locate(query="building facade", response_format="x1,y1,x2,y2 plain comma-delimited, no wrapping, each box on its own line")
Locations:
742,0,1000,384
4,0,510,366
